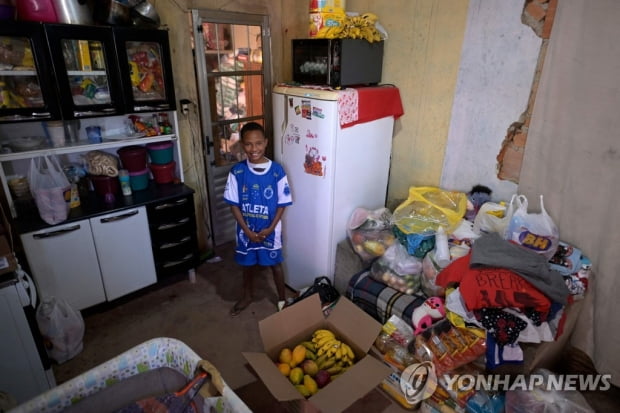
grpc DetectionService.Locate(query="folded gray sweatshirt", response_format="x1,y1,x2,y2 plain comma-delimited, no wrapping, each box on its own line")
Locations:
470,233,570,304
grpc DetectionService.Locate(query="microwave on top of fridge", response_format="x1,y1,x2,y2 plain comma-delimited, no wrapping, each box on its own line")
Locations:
292,38,384,88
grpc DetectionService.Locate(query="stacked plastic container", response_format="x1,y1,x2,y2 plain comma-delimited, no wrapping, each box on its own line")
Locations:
147,141,175,184
117,145,149,191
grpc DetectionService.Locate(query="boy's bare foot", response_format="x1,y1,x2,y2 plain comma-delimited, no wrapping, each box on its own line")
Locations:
230,298,252,317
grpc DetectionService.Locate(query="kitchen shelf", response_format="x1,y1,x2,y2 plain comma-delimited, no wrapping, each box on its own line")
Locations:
0,134,176,162
0,70,37,76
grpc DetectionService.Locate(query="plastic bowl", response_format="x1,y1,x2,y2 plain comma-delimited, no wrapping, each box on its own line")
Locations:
149,161,176,184
129,168,150,191
9,136,45,152
146,141,173,164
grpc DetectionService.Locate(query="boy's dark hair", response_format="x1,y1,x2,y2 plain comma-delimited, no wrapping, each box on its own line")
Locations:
240,122,265,140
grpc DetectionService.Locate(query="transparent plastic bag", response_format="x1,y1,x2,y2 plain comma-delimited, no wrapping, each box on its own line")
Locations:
370,242,422,295
392,187,468,235
347,207,396,262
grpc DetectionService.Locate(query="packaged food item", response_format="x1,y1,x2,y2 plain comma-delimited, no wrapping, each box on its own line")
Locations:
411,319,486,376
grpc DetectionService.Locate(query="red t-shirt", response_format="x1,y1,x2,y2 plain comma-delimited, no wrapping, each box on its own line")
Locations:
436,253,551,315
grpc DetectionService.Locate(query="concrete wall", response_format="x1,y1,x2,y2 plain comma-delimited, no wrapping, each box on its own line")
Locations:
440,0,540,201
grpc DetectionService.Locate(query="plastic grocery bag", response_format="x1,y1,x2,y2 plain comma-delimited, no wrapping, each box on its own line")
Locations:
29,154,71,225
392,187,467,235
391,187,467,257
472,194,517,237
505,195,559,259
370,242,422,295
36,296,85,364
347,207,396,262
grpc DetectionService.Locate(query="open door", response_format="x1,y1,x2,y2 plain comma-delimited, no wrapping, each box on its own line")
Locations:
192,10,272,246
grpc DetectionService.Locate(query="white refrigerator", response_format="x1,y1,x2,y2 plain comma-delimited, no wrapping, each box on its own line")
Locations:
273,85,397,290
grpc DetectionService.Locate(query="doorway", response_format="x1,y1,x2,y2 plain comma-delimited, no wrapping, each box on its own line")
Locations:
191,10,272,246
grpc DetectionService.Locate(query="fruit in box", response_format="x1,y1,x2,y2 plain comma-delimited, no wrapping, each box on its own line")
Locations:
278,347,292,364
315,370,331,388
277,363,291,376
275,328,358,398
290,367,304,385
302,360,319,376
304,374,319,395
291,344,307,366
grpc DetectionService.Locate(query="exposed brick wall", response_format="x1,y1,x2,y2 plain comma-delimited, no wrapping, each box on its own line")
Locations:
497,0,557,183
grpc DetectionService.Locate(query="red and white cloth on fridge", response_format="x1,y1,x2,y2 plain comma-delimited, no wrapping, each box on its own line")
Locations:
338,85,404,128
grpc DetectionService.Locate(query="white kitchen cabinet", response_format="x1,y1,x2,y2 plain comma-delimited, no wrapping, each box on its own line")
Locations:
20,206,156,310
90,207,156,301
20,219,105,310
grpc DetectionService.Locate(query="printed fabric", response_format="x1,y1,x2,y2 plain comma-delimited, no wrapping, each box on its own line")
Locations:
224,159,292,254
436,253,551,317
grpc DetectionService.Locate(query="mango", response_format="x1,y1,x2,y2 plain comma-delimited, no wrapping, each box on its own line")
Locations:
289,367,304,385
291,344,307,367
304,374,319,395
277,363,290,376
279,348,292,364
295,384,311,398
302,360,319,377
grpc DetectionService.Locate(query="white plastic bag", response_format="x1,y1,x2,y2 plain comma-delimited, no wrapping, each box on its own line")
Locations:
36,296,85,364
473,194,516,237
506,195,559,259
29,154,71,225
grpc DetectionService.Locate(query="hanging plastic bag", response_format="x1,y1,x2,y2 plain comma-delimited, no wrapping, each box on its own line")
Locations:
29,154,71,225
36,296,85,364
505,195,559,259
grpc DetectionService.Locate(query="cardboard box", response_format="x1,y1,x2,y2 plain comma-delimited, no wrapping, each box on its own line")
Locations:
243,294,391,413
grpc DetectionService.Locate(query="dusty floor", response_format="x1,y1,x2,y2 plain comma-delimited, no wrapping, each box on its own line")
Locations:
52,242,620,412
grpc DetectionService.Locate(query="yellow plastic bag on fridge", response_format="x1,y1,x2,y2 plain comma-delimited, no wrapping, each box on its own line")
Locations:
392,187,467,235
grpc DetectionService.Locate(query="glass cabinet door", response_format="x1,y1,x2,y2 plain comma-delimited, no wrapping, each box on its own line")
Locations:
0,22,60,123
44,24,123,119
113,28,176,113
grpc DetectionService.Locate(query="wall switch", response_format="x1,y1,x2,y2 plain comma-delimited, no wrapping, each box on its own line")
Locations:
180,99,191,115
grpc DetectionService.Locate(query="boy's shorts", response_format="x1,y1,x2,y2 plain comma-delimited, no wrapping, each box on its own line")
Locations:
235,249,283,266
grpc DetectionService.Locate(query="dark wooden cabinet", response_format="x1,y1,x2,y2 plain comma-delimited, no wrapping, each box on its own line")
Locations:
147,193,199,279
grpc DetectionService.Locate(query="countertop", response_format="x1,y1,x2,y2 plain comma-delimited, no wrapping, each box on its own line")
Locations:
14,183,195,234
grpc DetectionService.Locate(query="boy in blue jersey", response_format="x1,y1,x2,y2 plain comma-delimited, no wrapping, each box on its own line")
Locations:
223,122,293,316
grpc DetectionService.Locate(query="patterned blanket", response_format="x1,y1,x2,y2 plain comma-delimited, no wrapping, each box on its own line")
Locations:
346,269,428,325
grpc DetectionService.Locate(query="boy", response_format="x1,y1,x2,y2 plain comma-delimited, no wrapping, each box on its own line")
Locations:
223,122,293,316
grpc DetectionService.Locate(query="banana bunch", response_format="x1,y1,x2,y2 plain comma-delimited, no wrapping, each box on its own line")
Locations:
311,329,356,366
315,12,383,43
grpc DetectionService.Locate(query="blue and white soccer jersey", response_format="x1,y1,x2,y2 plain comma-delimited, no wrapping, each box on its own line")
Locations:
223,159,293,265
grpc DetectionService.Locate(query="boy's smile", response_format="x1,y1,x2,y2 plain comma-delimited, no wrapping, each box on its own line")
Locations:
242,129,268,163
